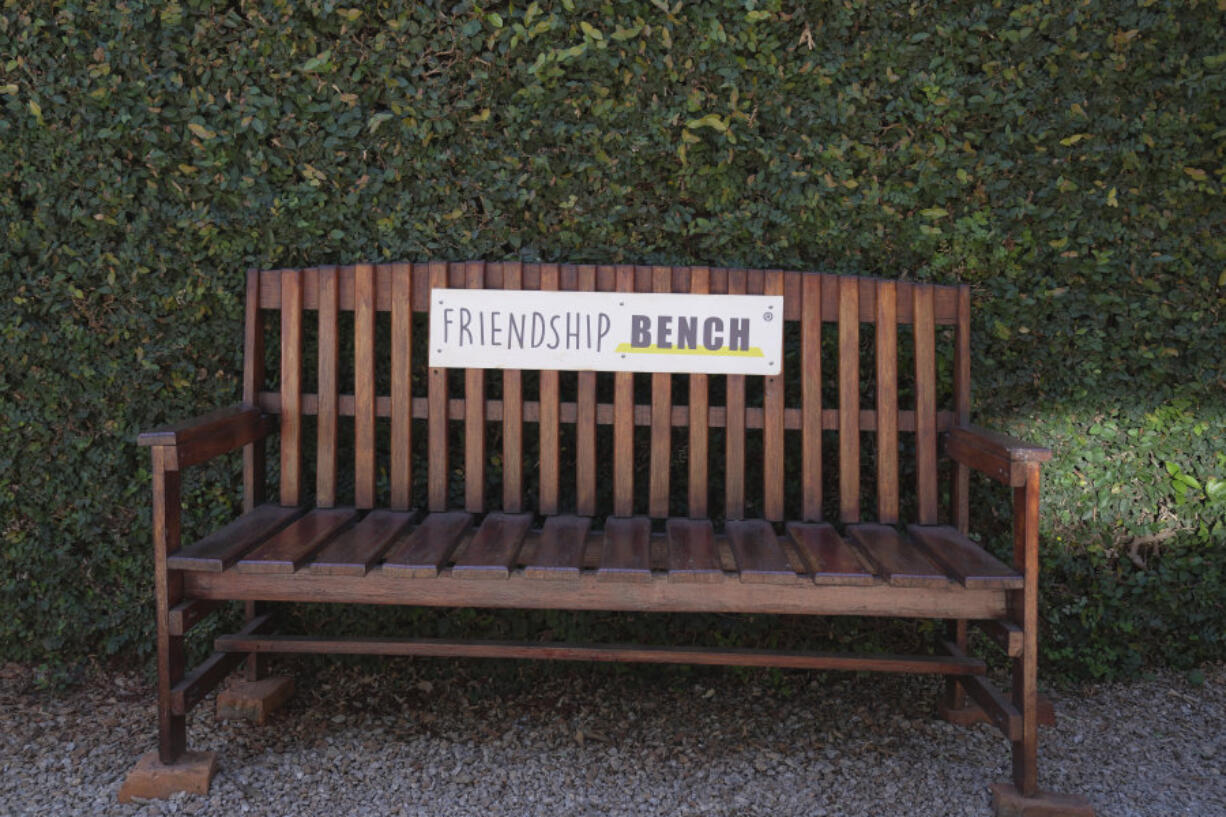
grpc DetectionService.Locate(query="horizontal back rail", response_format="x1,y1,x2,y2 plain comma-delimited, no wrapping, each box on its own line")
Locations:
257,265,964,323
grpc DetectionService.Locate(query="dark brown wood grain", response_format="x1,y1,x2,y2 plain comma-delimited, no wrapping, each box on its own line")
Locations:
354,264,377,509
186,567,1009,619
906,525,1023,590
279,270,302,506
139,405,276,471
648,266,673,519
875,279,899,524
801,272,822,521
539,264,561,515
167,504,304,572
786,522,877,586
688,267,710,519
576,265,599,517
847,524,950,588
599,516,652,583
310,510,417,577
242,269,265,512
464,261,486,513
613,265,635,517
913,284,938,525
168,599,222,637
214,634,985,675
390,263,413,511
726,520,794,584
502,261,524,512
725,269,747,520
236,508,356,574
838,275,861,523
427,262,449,512
952,285,972,532
665,518,722,583
452,512,533,580
523,516,591,581
380,511,474,578
257,264,967,324
317,266,339,507
151,445,185,762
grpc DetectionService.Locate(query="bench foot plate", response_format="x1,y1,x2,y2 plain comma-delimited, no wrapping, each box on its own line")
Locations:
939,693,1055,727
216,675,293,725
118,750,216,802
991,783,1094,817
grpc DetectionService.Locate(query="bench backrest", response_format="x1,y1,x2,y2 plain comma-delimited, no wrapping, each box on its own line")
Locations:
243,263,971,526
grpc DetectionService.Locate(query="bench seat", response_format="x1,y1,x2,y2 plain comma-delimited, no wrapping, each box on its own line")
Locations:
172,506,1017,620
129,264,1093,814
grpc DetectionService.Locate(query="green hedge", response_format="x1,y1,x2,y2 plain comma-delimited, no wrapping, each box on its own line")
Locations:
1,1,1223,682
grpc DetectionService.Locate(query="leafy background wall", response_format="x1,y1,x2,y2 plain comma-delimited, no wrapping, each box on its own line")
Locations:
1,1,1223,682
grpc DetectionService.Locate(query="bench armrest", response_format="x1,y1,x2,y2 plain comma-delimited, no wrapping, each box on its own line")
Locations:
944,424,1051,487
138,404,277,470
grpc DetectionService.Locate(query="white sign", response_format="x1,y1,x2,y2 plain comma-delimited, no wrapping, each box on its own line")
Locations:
429,289,783,375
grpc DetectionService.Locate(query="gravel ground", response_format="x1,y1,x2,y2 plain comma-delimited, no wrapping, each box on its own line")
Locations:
1,658,1222,817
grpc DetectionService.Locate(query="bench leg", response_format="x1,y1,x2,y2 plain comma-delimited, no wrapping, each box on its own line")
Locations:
992,464,1092,816
121,447,216,801
941,619,969,713
244,600,269,682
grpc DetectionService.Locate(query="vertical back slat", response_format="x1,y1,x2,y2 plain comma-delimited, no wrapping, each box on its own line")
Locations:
538,264,560,515
464,261,486,513
838,276,860,523
390,263,412,511
242,270,266,512
279,270,302,507
648,266,672,518
502,262,524,513
800,273,822,521
763,269,785,521
427,262,449,511
316,266,339,508
576,264,598,517
914,284,939,524
875,280,899,523
613,265,635,516
688,267,710,519
952,286,972,532
354,264,377,509
725,269,747,520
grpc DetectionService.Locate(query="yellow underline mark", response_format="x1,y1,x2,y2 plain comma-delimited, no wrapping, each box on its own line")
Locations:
614,343,764,358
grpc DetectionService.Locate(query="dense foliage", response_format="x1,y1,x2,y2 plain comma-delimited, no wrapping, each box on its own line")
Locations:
1,1,1223,683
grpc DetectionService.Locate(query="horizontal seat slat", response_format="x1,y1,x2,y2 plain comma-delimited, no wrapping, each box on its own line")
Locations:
523,516,590,581
599,517,652,583
726,520,796,584
452,513,533,580
167,504,303,572
666,519,722,584
236,508,357,574
309,510,417,577
380,512,473,578
787,523,878,586
906,526,1023,590
847,524,951,588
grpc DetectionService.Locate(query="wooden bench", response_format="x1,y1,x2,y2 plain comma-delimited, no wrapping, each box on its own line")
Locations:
124,263,1092,815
